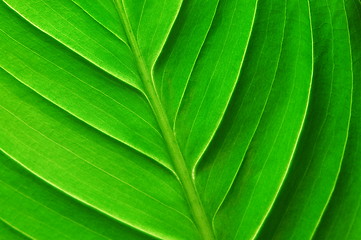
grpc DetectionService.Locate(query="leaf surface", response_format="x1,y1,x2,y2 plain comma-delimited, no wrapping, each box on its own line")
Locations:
256,0,353,238
0,0,360,239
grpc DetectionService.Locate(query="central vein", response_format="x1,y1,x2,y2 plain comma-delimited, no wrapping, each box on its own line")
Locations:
113,1,215,239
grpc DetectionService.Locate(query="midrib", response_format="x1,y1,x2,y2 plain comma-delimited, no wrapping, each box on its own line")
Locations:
113,1,215,239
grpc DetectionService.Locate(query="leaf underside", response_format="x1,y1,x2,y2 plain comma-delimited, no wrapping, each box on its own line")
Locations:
0,0,360,239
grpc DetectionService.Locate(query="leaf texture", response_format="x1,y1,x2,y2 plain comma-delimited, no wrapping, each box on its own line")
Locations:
0,0,360,239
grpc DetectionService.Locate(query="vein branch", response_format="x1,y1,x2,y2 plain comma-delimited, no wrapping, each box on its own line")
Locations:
113,1,215,239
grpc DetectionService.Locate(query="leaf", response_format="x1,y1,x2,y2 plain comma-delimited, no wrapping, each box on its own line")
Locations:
312,0,361,239
0,0,360,239
256,0,354,239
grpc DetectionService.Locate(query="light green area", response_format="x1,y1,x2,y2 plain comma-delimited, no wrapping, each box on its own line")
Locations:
0,0,359,239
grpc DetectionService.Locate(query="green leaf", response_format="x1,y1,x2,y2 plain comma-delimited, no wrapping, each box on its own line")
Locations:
256,0,354,239
0,0,360,239
313,0,361,239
